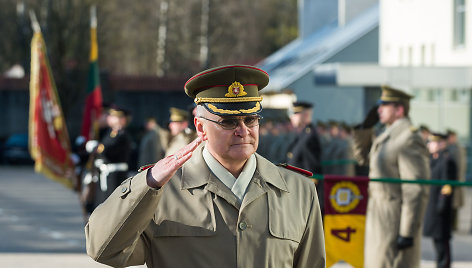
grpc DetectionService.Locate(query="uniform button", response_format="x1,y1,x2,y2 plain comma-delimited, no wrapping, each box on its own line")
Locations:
239,221,247,230
121,186,128,193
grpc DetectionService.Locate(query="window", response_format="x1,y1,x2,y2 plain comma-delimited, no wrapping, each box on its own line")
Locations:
453,0,466,48
450,89,458,102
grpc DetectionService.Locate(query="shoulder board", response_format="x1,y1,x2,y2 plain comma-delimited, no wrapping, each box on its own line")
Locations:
277,163,313,177
410,126,418,132
138,164,155,173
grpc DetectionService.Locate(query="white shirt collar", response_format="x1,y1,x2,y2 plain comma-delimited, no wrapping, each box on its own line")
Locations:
202,146,256,202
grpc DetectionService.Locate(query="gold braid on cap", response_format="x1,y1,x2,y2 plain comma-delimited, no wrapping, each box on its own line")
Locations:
194,96,263,104
206,102,261,114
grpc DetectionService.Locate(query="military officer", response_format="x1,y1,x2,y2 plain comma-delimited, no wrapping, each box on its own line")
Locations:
85,65,326,268
93,106,132,207
286,101,323,175
423,132,457,268
446,129,467,230
351,86,430,268
286,101,323,212
164,107,197,156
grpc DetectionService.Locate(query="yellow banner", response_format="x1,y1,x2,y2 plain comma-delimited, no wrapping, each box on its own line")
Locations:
325,214,365,268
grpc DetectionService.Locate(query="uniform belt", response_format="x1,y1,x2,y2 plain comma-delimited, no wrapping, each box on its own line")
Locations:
94,159,128,191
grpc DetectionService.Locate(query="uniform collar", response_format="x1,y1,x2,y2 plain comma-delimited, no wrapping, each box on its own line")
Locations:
181,146,289,193
254,154,289,193
202,146,256,202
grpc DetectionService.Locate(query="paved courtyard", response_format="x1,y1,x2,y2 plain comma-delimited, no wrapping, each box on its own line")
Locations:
0,166,471,267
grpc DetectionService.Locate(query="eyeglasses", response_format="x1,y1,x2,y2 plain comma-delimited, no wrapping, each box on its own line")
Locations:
199,115,263,130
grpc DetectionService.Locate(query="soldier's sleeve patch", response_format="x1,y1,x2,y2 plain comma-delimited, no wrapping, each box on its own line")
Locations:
277,163,313,177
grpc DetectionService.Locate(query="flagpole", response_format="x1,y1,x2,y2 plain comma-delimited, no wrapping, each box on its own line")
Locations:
91,5,97,28
28,10,41,33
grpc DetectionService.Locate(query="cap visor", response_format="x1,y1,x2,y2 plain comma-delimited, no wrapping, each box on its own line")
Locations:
203,102,262,116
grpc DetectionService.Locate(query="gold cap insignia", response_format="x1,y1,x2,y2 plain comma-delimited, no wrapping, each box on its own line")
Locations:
225,82,247,98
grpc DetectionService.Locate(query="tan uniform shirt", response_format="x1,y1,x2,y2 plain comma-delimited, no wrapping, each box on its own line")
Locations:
352,118,430,268
85,146,326,268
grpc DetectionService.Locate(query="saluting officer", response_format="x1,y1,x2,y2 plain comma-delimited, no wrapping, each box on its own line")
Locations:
86,65,326,268
93,106,132,207
352,86,430,268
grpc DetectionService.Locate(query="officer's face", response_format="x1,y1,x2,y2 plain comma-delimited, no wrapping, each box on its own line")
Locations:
427,140,446,154
378,103,402,125
169,121,188,136
196,109,259,165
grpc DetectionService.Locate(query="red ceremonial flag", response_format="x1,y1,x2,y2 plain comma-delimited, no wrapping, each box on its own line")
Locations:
28,17,75,189
80,6,103,141
324,175,369,268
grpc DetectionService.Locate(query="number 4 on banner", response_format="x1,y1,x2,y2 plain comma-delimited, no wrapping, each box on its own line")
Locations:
331,227,356,242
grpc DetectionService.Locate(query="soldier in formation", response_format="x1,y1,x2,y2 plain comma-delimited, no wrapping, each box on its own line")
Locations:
351,86,430,268
423,132,457,268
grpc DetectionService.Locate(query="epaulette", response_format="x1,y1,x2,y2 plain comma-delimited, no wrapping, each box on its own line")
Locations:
138,164,155,173
277,163,313,177
410,126,418,132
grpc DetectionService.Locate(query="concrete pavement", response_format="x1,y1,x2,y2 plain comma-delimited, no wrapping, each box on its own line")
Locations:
0,166,471,267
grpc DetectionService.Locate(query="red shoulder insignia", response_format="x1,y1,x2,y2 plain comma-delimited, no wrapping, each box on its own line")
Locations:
277,163,313,177
138,164,155,173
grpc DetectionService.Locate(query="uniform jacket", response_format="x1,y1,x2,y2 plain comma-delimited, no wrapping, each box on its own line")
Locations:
423,150,457,240
286,123,323,175
352,117,430,268
85,146,326,268
165,128,197,157
94,128,132,205
448,143,466,208
138,127,165,167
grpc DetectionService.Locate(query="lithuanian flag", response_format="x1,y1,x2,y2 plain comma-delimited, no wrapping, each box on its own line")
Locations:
28,14,75,189
80,6,103,141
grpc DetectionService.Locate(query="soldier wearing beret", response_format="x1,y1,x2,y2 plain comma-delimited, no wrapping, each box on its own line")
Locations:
86,65,326,267
423,132,457,268
352,86,430,268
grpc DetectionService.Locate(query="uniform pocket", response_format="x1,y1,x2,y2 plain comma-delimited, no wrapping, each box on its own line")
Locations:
268,192,303,243
152,185,216,237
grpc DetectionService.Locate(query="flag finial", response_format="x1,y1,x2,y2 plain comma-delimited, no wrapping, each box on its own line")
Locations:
28,10,41,33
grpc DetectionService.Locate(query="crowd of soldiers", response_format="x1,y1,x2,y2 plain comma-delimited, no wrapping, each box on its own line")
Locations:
258,110,356,178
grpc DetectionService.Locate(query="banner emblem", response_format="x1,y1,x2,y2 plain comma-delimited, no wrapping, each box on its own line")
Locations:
330,181,363,213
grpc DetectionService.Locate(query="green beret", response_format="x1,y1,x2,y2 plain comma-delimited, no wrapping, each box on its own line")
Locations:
379,85,413,104
184,65,269,116
169,107,189,122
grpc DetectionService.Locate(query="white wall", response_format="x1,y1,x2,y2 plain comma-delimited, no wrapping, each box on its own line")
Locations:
380,0,472,66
